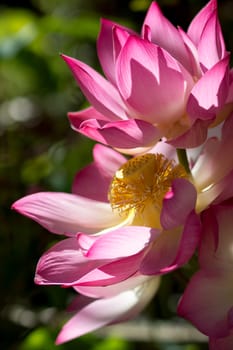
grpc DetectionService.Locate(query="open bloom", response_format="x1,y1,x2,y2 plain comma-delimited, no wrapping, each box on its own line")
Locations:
62,0,232,154
178,200,233,350
13,143,201,342
13,144,201,285
12,114,233,342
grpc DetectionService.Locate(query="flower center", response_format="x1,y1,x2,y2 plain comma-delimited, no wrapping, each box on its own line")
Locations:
108,153,187,228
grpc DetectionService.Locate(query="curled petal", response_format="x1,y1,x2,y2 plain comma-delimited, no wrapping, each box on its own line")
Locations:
140,210,201,275
70,117,160,154
161,179,197,230
35,238,104,285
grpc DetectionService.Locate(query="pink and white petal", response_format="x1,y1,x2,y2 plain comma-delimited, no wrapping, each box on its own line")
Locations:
140,211,201,275
187,0,217,46
142,2,192,72
56,277,159,344
97,19,132,84
83,226,159,259
161,179,197,230
74,274,151,298
168,119,211,148
61,54,127,120
178,270,233,338
198,10,226,71
116,37,187,124
75,118,160,153
187,56,230,121
35,238,105,285
12,192,120,235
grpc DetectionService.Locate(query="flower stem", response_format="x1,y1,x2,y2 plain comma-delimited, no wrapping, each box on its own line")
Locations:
176,148,190,174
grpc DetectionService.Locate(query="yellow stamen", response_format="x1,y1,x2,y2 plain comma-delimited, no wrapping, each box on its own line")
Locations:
108,153,187,228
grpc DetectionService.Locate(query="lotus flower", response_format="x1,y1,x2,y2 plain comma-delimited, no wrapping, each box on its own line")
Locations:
12,143,202,342
13,143,201,284
62,0,232,154
12,113,233,342
178,200,233,350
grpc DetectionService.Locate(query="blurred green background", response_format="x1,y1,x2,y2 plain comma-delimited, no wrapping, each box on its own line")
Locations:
1,0,232,349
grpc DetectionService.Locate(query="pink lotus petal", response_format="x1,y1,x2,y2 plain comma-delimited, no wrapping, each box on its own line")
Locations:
72,117,160,153
178,27,201,77
142,1,192,72
69,106,111,125
169,119,212,148
150,142,177,161
61,54,127,120
72,144,126,202
92,143,126,177
192,114,233,191
178,270,232,338
209,332,233,350
97,19,132,84
35,238,105,285
74,274,150,298
56,277,159,344
187,56,230,121
198,10,226,71
199,203,233,268
85,226,159,259
116,36,189,124
140,211,201,275
161,179,197,229
72,162,110,202
213,170,233,204
12,192,120,235
187,0,217,46
75,251,145,286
